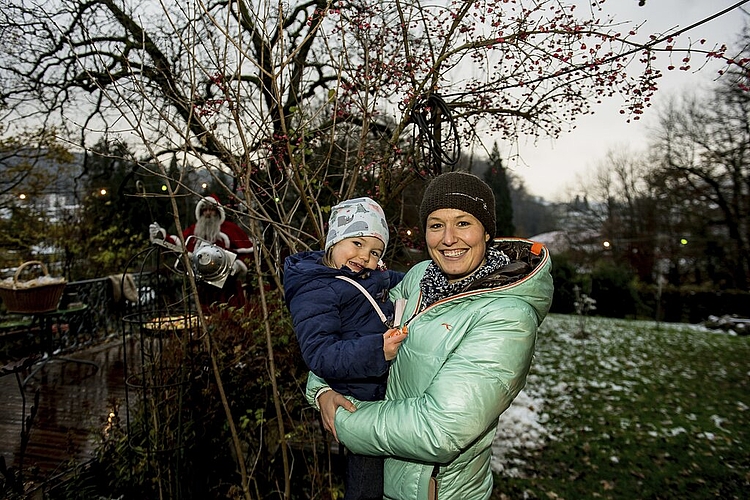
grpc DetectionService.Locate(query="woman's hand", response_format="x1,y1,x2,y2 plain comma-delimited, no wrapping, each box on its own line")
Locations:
318,389,357,442
383,326,408,361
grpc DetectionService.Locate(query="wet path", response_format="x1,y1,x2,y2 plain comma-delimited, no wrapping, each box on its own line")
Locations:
0,336,137,481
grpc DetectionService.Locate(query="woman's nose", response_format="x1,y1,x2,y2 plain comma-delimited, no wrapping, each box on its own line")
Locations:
442,227,457,245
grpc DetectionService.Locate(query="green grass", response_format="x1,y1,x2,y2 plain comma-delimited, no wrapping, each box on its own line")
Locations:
492,314,750,500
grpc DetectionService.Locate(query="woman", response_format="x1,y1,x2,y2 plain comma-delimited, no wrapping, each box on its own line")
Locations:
307,171,554,500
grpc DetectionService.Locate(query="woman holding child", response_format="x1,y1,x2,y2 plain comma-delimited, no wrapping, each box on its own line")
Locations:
308,171,554,499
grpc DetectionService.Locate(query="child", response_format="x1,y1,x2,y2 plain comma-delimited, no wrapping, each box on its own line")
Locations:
283,197,406,500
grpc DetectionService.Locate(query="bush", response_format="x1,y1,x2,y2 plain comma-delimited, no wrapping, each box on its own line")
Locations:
549,254,587,314
50,290,339,499
634,283,750,323
590,261,640,319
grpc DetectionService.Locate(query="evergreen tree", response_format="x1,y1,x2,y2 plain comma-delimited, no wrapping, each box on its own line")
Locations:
483,143,516,236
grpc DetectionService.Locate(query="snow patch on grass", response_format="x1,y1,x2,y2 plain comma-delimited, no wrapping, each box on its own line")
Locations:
491,389,552,477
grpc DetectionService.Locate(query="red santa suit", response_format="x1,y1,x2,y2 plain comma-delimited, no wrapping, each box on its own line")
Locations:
152,195,253,308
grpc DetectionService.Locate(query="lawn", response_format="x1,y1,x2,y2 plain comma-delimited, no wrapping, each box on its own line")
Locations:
491,313,750,499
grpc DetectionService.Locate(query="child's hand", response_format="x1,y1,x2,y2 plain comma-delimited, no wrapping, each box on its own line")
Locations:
383,326,408,361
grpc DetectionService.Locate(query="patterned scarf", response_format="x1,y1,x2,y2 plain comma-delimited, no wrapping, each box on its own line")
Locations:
419,246,511,311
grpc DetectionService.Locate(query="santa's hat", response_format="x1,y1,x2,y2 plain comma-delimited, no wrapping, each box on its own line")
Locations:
195,194,226,224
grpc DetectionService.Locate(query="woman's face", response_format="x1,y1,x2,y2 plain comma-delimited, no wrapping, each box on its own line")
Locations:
330,236,384,273
424,208,490,282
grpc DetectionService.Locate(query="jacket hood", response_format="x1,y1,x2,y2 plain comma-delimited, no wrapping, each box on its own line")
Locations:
484,238,553,322
283,251,325,300
283,249,395,309
283,250,365,305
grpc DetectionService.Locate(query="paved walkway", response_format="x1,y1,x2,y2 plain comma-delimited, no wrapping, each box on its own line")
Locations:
0,335,136,485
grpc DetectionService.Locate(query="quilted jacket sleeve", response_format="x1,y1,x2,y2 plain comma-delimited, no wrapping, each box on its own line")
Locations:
305,371,327,407
290,277,389,381
305,371,362,409
334,296,539,463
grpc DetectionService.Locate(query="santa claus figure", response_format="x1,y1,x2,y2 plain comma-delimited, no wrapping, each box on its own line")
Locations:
149,195,254,307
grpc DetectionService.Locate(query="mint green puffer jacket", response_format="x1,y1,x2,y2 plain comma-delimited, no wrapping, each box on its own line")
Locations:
307,238,553,499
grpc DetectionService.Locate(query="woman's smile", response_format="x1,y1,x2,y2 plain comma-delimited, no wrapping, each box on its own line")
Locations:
441,248,468,258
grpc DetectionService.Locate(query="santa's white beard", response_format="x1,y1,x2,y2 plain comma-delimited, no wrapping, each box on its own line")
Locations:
194,214,221,243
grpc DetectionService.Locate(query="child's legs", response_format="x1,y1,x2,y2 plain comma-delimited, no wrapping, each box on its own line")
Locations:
344,449,384,500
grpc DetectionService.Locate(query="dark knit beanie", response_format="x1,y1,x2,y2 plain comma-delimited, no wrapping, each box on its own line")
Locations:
419,172,496,239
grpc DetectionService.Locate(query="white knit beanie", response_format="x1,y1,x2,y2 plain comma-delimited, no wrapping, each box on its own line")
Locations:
325,197,390,251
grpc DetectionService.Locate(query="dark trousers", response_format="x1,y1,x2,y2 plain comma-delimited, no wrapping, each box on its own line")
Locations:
344,449,384,500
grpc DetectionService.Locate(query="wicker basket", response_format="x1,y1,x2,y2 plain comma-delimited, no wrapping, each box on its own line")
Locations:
0,261,67,314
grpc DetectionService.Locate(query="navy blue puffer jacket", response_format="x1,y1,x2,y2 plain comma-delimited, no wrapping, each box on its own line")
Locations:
283,251,404,401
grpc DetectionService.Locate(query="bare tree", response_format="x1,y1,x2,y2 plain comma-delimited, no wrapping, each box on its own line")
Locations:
650,83,750,289
0,126,75,207
1,0,742,249
586,148,661,282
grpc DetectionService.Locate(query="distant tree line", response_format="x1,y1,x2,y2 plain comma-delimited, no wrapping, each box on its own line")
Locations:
549,29,750,319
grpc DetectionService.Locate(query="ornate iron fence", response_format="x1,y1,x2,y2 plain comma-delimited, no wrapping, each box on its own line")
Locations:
0,271,164,352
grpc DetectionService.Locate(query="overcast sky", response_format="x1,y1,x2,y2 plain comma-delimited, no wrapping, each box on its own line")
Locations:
510,0,748,201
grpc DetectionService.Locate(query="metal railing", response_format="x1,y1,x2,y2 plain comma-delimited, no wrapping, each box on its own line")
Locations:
0,271,166,352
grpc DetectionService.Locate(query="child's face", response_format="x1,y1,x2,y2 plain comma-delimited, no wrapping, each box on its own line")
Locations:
330,236,384,273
